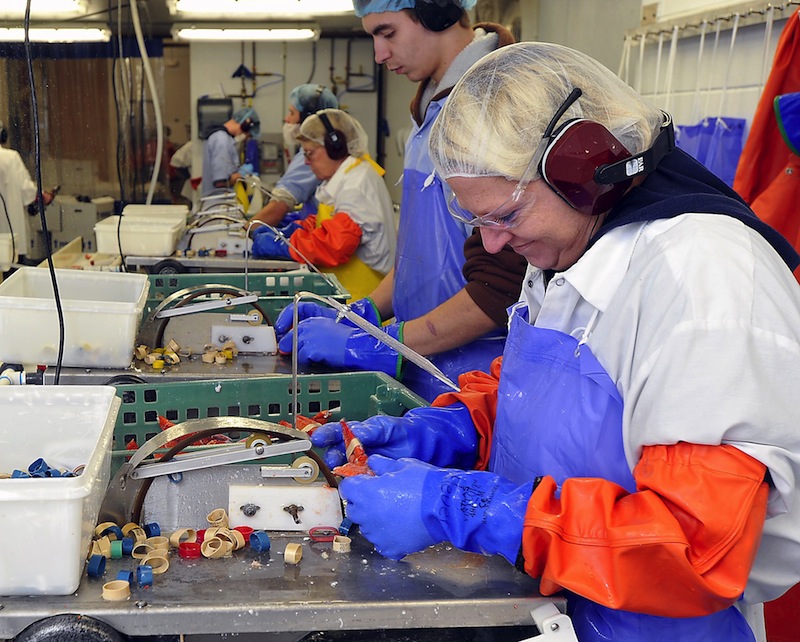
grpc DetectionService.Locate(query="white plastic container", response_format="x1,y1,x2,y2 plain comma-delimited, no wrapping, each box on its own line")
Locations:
122,204,189,227
0,233,17,272
94,215,186,256
0,267,149,367
0,386,120,596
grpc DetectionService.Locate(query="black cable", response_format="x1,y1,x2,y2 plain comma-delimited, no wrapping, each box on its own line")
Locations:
0,192,16,266
25,0,65,384
305,41,317,84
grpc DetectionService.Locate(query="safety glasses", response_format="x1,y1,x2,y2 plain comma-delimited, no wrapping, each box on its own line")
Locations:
445,88,583,230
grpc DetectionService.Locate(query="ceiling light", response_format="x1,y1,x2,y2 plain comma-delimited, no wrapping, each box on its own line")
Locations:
0,0,87,19
0,25,110,42
171,23,320,42
168,0,352,19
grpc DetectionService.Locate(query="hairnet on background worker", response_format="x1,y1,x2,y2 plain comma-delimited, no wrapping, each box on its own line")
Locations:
311,42,800,642
352,0,476,16
251,109,396,300
249,84,339,228
273,0,526,402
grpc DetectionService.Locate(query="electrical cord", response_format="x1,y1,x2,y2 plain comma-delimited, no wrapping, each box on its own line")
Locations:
25,0,65,384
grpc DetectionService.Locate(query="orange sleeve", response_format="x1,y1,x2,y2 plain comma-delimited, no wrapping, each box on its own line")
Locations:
432,356,503,470
520,442,769,618
287,211,362,267
298,215,317,231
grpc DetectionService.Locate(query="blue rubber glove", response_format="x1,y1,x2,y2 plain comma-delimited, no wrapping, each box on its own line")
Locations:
311,404,478,470
340,455,533,562
238,163,254,176
251,230,292,259
278,221,303,237
275,297,381,344
279,318,403,380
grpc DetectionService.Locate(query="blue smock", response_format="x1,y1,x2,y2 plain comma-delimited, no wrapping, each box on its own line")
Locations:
395,98,505,401
201,128,238,197
489,302,755,642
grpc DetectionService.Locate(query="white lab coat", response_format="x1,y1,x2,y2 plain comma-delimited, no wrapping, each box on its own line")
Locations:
0,146,37,256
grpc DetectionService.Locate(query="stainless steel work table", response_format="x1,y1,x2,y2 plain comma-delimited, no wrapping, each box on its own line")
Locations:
0,534,560,639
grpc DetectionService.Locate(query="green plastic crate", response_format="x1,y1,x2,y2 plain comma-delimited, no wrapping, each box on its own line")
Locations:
111,372,427,474
142,270,350,325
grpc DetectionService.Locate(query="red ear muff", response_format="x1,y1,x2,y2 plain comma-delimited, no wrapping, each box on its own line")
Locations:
540,119,633,216
318,112,349,161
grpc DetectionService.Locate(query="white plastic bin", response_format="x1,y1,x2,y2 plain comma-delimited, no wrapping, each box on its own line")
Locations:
0,386,120,595
94,215,186,256
0,267,149,367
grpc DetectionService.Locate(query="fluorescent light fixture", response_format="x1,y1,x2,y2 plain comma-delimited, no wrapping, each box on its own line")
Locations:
0,0,87,18
0,25,111,42
171,23,320,42
169,0,352,18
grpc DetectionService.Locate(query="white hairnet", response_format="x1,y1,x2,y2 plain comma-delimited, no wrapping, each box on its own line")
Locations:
298,109,369,158
429,42,665,181
354,0,476,18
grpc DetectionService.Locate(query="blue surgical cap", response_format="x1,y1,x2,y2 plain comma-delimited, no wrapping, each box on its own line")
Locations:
289,84,339,120
233,107,260,137
353,0,476,18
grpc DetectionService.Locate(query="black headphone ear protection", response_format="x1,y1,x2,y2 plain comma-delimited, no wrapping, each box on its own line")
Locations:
414,0,463,32
318,111,349,161
239,118,252,133
537,88,675,216
304,85,325,120
0,120,7,146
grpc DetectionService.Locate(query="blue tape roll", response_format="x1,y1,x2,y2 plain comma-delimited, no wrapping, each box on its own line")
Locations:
249,530,271,552
338,517,355,536
137,564,154,588
117,570,134,584
87,554,107,578
121,537,134,555
143,522,161,537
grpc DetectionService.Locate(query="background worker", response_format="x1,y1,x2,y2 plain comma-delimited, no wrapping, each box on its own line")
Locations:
251,109,396,301
313,42,800,642
249,84,339,228
200,107,260,197
275,0,526,402
0,118,54,263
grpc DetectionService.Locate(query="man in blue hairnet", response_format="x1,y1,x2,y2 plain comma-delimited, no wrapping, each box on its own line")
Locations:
274,0,527,402
249,84,339,228
201,107,260,197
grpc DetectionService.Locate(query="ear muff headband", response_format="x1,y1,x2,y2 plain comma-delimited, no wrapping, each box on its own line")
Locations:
414,0,463,32
537,88,675,216
0,121,7,145
318,112,349,160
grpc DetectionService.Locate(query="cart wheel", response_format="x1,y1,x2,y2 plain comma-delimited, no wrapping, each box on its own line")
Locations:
14,614,125,642
150,259,185,275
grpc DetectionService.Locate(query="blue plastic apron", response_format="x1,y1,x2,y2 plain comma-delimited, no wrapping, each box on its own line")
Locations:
393,168,505,401
490,302,755,642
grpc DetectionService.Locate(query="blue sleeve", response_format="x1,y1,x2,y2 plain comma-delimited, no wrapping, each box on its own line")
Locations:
276,151,322,205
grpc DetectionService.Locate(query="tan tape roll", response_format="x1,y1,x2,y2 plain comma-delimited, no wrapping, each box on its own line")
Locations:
332,535,351,553
132,542,155,560
201,537,230,559
102,580,131,601
121,522,141,537
284,542,303,565
94,522,119,539
140,553,170,574
169,528,197,548
145,536,170,552
206,508,228,528
95,536,112,559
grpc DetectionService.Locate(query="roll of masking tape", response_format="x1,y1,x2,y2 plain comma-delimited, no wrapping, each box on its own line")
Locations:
102,579,131,601
169,528,197,548
206,508,228,528
284,542,303,565
332,535,352,553
140,554,169,575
